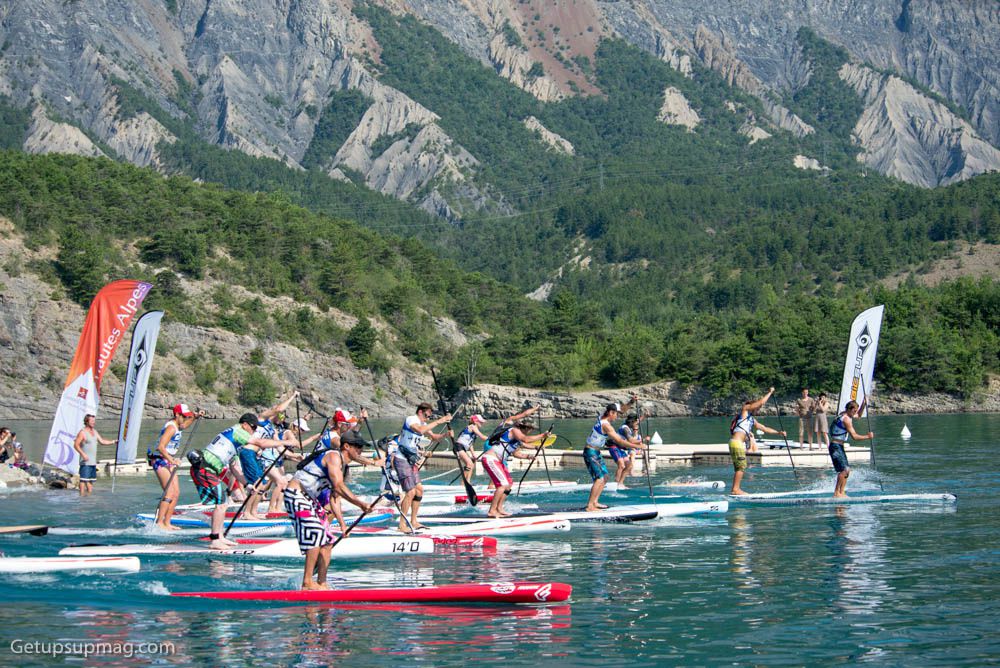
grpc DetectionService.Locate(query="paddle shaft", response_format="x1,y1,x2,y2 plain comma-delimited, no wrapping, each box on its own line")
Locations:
429,367,477,505
770,395,801,483
859,375,884,491
516,424,554,496
639,410,654,499
330,493,385,550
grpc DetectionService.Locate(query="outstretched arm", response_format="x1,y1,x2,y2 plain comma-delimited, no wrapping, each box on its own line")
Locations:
258,390,298,422
843,416,873,441
754,422,786,437
746,387,775,414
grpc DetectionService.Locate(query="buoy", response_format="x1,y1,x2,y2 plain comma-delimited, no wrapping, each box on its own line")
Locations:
756,428,764,437
649,431,663,446
900,424,911,439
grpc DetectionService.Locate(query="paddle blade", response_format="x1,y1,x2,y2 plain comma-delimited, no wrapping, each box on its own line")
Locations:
29,526,49,537
542,435,557,448
463,478,478,507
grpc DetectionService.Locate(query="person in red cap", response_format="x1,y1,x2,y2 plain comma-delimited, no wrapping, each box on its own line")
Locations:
149,404,203,529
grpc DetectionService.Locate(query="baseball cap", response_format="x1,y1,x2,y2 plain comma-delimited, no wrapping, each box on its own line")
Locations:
239,412,259,428
606,402,621,413
293,418,310,432
341,431,368,448
173,403,195,417
469,414,485,425
333,409,358,424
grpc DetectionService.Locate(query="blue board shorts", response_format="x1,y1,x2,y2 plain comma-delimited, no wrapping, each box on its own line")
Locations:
829,442,850,473
239,448,264,486
79,464,97,482
609,446,629,463
583,447,608,481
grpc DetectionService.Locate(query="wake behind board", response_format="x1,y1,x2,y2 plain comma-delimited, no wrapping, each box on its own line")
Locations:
0,556,140,574
172,581,571,604
728,492,957,506
0,525,49,536
60,536,434,559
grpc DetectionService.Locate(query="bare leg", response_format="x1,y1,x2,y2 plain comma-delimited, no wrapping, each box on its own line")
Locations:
458,451,474,484
833,469,850,497
302,547,321,589
731,469,747,495
398,488,415,533
209,504,236,549
315,545,332,589
487,488,505,517
410,483,425,529
266,470,287,514
615,460,627,487
586,477,607,511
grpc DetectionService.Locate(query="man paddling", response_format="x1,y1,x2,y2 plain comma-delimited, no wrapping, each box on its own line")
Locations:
829,399,874,497
189,414,286,549
393,403,452,533
582,399,645,511
285,431,380,590
240,391,299,520
481,421,550,517
729,388,786,495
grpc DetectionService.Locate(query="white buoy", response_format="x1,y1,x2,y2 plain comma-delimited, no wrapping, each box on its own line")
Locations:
756,428,764,437
649,431,663,445
900,424,911,439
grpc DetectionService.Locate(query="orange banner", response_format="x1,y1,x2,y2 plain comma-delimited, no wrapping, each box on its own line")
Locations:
64,280,153,393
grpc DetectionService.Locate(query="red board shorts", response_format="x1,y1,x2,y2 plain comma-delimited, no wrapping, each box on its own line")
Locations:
482,455,512,488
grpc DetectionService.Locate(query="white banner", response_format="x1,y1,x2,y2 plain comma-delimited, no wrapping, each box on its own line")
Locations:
115,310,163,464
837,305,885,416
44,370,99,472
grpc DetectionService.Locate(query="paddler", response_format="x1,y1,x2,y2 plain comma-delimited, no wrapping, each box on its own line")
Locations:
149,403,203,530
829,399,874,497
189,414,287,549
454,414,488,486
393,402,453,533
729,388,786,495
258,417,314,515
582,398,644,511
479,405,541,489
481,420,549,517
284,430,382,590
612,413,649,490
240,391,299,520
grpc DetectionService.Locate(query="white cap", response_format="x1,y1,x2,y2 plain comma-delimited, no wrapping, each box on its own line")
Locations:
294,418,310,432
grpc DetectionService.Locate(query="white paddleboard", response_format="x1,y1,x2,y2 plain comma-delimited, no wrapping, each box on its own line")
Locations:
728,492,956,506
0,556,141,574
59,535,434,559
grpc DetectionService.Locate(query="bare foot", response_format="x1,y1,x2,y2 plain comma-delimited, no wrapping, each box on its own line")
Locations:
302,581,321,591
208,540,232,550
833,493,848,498
412,524,429,531
487,513,502,519
730,490,748,495
316,583,330,590
397,523,413,534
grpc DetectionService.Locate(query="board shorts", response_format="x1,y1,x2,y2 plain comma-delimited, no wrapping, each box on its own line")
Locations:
239,448,264,486
191,465,228,505
728,439,748,472
813,414,829,434
283,487,333,554
608,446,629,463
482,454,512,488
829,442,849,473
392,455,421,493
583,447,608,481
79,464,97,482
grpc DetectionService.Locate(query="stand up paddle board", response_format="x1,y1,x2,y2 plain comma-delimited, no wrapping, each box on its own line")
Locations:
0,556,141,573
135,512,392,529
60,536,434,559
0,525,49,536
172,581,571,604
728,492,957,506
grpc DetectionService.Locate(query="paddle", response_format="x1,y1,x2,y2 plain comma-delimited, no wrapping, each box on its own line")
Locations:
859,375,884,492
638,407,654,499
224,397,306,538
361,413,414,532
516,424,555,496
429,367,478,506
770,394,802,484
154,411,205,516
329,492,386,550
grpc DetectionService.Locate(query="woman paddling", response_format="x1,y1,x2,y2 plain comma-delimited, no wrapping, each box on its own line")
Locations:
728,388,785,495
481,421,549,518
149,403,202,529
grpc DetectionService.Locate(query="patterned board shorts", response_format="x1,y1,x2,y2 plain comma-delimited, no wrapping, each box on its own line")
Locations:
829,442,850,473
728,439,748,472
191,465,228,505
583,447,609,481
482,455,512,488
283,487,334,553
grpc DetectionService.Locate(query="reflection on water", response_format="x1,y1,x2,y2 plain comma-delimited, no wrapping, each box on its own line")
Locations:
829,505,891,616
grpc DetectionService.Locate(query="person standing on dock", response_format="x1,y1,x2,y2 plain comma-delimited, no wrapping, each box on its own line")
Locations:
729,388,786,495
829,399,874,497
796,388,814,450
149,403,202,530
583,398,643,511
73,414,117,496
393,403,453,533
813,392,831,450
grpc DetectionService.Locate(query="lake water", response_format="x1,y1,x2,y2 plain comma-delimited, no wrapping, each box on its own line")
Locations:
0,414,997,666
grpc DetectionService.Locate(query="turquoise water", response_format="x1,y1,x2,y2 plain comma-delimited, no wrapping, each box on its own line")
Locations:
0,414,997,666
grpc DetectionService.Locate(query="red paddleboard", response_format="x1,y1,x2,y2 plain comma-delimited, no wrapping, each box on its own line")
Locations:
455,494,495,504
172,581,571,604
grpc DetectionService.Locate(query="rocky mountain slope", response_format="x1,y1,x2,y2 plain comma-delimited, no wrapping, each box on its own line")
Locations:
1,0,997,213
